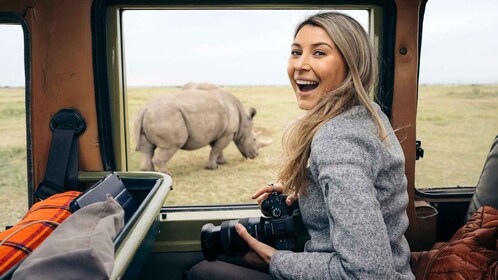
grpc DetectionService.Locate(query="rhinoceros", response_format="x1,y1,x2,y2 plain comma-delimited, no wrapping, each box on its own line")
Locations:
133,84,272,173
181,81,220,91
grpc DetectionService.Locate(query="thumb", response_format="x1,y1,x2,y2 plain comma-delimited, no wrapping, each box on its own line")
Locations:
235,224,255,243
235,224,248,237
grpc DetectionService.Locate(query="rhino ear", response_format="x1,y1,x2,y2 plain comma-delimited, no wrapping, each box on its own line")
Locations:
249,107,256,119
182,82,196,90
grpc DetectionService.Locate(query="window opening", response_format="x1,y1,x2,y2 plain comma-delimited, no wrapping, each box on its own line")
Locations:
0,24,27,227
121,9,369,205
416,0,498,189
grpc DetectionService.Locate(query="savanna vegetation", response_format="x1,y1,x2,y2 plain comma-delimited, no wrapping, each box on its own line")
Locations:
1,84,497,227
415,85,498,188
0,87,29,228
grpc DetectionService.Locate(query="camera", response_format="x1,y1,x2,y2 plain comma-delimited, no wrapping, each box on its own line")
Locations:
200,192,297,261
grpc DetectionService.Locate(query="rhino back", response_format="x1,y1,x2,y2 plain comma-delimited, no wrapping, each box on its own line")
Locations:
179,90,241,149
140,96,189,149
141,90,242,150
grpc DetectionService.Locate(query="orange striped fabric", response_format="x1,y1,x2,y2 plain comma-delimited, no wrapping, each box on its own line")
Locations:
0,191,81,276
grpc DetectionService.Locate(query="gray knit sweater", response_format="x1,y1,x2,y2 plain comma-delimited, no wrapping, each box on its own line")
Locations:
269,103,414,280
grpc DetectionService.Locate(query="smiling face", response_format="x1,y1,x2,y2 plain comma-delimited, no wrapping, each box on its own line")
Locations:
287,24,347,110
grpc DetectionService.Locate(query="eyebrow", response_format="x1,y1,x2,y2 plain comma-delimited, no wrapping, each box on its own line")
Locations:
291,42,334,49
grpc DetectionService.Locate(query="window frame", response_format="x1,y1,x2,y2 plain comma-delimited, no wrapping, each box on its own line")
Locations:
91,0,398,207
413,0,475,200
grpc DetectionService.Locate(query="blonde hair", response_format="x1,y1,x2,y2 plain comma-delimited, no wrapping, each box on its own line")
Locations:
278,12,388,195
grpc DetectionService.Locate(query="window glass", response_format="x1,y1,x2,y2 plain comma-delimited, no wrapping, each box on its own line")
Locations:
416,0,498,188
122,9,369,205
0,24,27,227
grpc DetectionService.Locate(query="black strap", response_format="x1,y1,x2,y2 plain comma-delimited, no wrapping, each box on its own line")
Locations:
35,109,86,200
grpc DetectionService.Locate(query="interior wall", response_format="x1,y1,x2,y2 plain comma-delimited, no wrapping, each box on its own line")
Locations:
0,0,104,199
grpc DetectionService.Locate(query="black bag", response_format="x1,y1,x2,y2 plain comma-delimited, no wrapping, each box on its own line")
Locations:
70,172,138,223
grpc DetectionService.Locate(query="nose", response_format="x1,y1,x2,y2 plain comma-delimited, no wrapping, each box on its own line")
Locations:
295,55,311,71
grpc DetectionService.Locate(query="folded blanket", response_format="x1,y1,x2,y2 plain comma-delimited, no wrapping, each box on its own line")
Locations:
0,191,80,276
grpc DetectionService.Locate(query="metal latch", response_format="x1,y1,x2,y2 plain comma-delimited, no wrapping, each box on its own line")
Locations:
416,140,424,160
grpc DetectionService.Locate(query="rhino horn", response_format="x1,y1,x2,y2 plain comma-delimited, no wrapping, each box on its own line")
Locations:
258,138,274,148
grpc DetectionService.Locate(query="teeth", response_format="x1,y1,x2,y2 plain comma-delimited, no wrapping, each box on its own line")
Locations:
296,80,318,85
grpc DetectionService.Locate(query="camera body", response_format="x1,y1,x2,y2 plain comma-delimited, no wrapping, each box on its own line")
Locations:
261,191,292,218
259,192,295,250
201,192,297,261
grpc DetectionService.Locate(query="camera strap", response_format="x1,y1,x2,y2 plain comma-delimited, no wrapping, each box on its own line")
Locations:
35,108,86,200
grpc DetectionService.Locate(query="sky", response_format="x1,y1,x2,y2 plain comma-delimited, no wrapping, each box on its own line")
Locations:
0,0,497,87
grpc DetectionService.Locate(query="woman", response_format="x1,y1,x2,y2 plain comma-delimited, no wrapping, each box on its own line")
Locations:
189,12,414,279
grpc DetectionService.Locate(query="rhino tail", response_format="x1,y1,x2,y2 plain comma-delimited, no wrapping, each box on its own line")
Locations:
133,106,147,152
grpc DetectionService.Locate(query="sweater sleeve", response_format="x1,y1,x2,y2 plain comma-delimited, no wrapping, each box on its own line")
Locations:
270,121,397,280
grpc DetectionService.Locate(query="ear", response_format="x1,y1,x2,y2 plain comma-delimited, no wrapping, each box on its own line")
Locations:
249,107,256,119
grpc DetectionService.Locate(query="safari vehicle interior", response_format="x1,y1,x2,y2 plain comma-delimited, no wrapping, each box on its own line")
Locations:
0,0,497,279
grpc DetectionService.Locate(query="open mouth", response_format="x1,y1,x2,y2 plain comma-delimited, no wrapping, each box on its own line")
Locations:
296,80,319,92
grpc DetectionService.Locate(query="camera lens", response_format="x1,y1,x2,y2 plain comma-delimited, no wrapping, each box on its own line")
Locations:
200,223,223,261
200,217,264,261
200,215,295,261
220,219,244,258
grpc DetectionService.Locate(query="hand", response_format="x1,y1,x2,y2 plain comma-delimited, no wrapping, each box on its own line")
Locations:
251,183,298,208
235,223,276,266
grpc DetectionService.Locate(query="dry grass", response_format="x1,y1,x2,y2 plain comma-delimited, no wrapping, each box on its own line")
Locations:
1,84,497,227
0,87,29,227
415,84,498,187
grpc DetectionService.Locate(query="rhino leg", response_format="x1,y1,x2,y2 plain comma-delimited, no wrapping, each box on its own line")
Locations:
216,152,227,165
152,146,179,174
206,136,232,169
138,141,156,171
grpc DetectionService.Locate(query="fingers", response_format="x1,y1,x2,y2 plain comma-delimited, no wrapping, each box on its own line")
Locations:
235,224,258,247
250,185,272,200
286,193,298,207
251,182,284,199
235,224,276,266
256,192,270,206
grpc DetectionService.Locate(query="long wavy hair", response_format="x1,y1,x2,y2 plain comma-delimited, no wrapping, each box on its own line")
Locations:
278,12,388,195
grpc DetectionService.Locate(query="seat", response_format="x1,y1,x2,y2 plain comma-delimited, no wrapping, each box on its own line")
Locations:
465,135,498,222
410,136,498,278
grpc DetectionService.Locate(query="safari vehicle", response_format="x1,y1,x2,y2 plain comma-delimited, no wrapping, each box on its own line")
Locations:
0,0,497,279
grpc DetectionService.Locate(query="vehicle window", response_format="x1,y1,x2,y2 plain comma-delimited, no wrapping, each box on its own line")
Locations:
0,24,27,227
122,9,369,205
416,0,498,189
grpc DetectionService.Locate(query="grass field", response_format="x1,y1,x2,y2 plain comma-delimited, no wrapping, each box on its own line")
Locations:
1,84,497,227
415,84,498,187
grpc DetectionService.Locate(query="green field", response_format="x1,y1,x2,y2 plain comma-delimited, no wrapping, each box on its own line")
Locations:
1,84,497,227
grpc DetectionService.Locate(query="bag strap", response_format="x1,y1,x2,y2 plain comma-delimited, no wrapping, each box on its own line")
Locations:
35,108,86,200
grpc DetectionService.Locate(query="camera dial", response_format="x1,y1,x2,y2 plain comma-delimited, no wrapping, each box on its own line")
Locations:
261,192,290,218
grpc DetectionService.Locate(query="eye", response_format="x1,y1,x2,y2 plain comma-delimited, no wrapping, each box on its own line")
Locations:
313,50,326,56
290,49,302,56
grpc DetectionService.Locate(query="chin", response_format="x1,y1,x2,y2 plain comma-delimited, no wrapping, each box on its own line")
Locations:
296,93,319,110
297,101,313,110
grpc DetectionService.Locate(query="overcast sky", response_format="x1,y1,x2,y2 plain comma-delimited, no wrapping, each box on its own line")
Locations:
0,0,497,87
